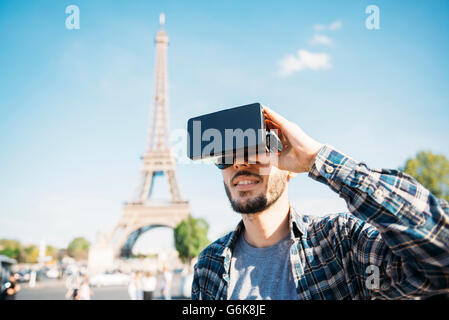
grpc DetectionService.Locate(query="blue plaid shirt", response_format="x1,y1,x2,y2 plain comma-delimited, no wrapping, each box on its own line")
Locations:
191,145,449,300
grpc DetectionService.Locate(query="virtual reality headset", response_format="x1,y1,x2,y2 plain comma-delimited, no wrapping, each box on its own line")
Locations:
187,103,282,165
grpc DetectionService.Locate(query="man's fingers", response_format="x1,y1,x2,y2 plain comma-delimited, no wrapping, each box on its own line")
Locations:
263,106,290,129
265,119,280,130
264,112,291,149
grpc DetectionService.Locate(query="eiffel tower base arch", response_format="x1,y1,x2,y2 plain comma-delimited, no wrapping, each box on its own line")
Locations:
113,201,190,258
88,202,189,274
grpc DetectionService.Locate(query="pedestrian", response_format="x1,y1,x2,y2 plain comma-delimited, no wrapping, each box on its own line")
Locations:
0,274,20,300
142,271,157,300
128,272,143,300
161,266,172,300
78,275,93,300
136,271,143,300
65,272,81,300
29,270,36,288
128,272,137,300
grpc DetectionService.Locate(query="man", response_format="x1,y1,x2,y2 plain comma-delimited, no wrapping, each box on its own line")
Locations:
191,106,449,300
78,274,93,300
142,271,157,300
1,274,20,300
65,271,81,300
161,266,173,300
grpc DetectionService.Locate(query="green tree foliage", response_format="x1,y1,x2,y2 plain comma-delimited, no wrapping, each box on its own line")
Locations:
0,239,23,262
46,245,59,260
401,151,449,202
0,240,62,263
67,237,91,260
23,245,39,263
174,215,210,266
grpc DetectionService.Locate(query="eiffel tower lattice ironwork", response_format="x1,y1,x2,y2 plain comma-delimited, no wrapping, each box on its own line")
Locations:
112,13,190,258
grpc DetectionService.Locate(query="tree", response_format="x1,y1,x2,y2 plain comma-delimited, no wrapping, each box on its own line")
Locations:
67,237,91,260
174,215,210,267
23,245,39,263
46,245,59,261
0,240,61,263
401,151,449,300
401,151,449,202
0,239,23,262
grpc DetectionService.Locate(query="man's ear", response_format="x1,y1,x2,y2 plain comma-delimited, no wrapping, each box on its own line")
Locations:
287,171,298,181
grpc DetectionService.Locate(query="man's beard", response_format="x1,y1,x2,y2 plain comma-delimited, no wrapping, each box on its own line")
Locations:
224,170,288,214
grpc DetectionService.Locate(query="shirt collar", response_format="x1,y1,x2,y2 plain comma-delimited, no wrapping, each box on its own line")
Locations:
218,219,244,258
218,204,307,258
289,205,307,239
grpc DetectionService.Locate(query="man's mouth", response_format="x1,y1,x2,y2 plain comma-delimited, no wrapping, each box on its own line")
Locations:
232,176,261,190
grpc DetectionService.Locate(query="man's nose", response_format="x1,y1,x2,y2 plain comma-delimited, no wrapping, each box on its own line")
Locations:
233,154,248,169
233,161,249,170
233,153,257,169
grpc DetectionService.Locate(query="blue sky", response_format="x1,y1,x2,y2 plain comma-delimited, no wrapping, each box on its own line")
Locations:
0,0,448,250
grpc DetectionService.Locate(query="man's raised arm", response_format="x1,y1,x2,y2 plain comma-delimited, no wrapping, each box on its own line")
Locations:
309,144,449,298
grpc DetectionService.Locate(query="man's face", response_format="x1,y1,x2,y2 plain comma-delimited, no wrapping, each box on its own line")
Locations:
222,152,289,214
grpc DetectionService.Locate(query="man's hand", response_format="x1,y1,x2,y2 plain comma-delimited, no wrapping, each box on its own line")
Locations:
263,106,323,173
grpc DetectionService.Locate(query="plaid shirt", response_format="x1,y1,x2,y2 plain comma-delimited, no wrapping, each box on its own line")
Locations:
191,144,449,300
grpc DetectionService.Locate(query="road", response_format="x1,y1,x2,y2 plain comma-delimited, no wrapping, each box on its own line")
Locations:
17,275,188,300
18,283,130,300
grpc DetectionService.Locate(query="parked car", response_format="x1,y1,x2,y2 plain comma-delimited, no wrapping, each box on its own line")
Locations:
89,272,130,287
46,268,60,279
15,270,31,283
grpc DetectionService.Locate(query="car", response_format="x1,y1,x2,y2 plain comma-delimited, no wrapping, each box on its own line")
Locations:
89,272,130,287
15,270,31,283
46,268,60,279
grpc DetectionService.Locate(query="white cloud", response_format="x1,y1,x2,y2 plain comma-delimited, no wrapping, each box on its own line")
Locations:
314,24,326,31
329,20,342,31
309,34,332,46
278,49,332,76
314,20,343,32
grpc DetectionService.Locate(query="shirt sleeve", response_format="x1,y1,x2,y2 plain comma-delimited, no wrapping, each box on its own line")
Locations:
308,144,449,299
191,264,201,300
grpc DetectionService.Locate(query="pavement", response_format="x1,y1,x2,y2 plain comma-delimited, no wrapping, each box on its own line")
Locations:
17,274,189,300
18,283,130,300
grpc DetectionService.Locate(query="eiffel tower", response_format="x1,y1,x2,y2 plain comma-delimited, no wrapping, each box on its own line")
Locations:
111,13,190,258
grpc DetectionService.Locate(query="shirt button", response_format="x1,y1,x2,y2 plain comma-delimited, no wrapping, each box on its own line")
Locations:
325,165,334,174
374,189,384,199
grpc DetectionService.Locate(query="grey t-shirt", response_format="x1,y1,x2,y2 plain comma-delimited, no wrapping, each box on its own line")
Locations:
228,233,298,300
